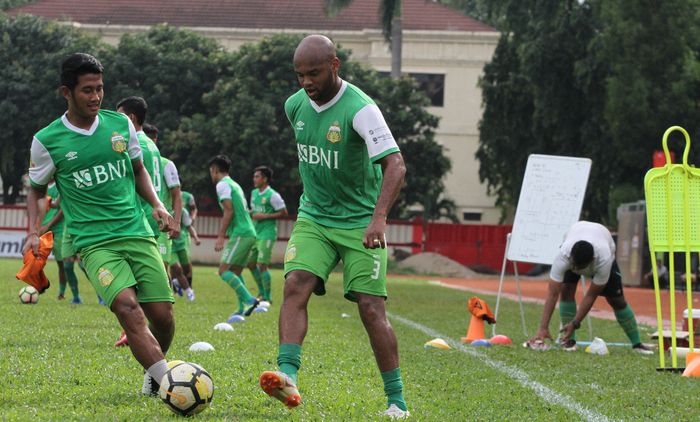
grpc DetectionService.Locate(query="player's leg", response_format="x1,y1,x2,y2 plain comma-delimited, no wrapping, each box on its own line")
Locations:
260,219,338,408
336,226,408,415
602,262,652,354
176,247,195,300
247,243,265,299
62,257,83,304
81,239,169,394
258,239,275,302
559,271,580,346
219,237,258,318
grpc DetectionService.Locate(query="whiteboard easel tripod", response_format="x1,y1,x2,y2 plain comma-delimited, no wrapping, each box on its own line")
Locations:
493,154,592,340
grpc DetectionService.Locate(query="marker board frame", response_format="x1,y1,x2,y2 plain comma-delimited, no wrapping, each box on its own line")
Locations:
506,154,592,265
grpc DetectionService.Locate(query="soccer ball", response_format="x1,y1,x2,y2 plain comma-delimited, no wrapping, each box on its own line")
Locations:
159,361,214,416
18,286,39,304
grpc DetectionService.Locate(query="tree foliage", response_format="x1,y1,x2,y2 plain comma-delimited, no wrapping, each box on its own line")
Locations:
477,0,700,223
0,13,109,203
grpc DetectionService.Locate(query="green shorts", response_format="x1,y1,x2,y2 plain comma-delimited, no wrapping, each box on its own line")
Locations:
248,239,275,265
157,232,172,263
51,229,64,261
220,236,256,267
61,230,76,259
80,237,174,308
284,218,387,302
171,248,191,266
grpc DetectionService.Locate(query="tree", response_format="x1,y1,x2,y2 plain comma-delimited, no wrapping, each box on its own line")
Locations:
0,14,110,203
325,0,403,77
169,34,449,216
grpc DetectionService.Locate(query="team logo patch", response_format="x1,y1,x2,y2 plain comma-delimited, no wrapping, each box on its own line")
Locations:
97,267,114,287
326,121,341,143
65,151,78,161
296,120,305,131
262,198,267,204
285,245,296,263
110,132,127,153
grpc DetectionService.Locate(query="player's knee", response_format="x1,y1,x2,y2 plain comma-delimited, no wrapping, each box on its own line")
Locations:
606,295,627,310
111,296,142,325
283,272,316,298
357,297,385,323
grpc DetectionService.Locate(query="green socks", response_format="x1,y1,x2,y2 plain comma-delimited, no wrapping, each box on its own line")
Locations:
615,304,642,345
381,368,407,411
220,271,255,311
559,300,577,341
63,261,80,300
262,271,272,302
250,267,265,298
277,343,302,383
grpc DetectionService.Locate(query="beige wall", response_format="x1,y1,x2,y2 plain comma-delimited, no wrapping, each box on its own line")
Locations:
75,23,501,223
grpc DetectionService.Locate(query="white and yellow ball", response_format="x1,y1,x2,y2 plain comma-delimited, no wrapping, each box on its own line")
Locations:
159,361,214,416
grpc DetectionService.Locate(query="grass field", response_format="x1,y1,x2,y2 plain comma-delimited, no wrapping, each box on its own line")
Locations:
1,257,700,421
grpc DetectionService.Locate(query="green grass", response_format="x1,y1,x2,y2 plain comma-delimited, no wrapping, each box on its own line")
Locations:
1,257,699,420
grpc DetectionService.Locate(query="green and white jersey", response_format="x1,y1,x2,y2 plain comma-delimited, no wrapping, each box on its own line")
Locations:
181,190,196,212
137,131,163,235
285,80,400,228
159,156,181,212
41,182,64,234
216,176,256,238
29,109,151,251
250,186,285,240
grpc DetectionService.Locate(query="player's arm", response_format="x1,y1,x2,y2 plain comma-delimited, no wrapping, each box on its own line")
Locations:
252,209,288,221
215,199,234,252
531,280,562,342
188,225,201,245
24,185,48,255
164,160,182,238
24,137,54,255
39,209,64,235
560,282,606,341
188,195,198,221
364,152,406,249
353,104,406,249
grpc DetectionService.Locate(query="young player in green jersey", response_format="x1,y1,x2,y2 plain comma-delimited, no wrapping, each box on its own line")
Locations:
178,189,198,289
37,182,81,303
259,35,409,418
246,166,287,303
24,53,177,397
208,155,260,320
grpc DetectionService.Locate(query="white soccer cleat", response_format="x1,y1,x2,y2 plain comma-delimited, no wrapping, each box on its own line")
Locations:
186,290,195,301
141,372,159,397
382,404,410,419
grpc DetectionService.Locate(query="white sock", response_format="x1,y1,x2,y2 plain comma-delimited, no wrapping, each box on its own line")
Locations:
147,359,168,385
186,288,193,294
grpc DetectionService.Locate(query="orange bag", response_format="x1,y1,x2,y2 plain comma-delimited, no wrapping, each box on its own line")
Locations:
468,296,496,324
15,231,54,293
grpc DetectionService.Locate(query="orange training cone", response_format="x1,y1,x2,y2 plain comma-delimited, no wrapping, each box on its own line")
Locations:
682,351,700,377
461,296,496,343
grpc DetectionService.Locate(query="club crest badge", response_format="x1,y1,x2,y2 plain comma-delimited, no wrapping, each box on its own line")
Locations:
326,121,341,143
111,132,127,153
97,267,114,287
285,245,297,263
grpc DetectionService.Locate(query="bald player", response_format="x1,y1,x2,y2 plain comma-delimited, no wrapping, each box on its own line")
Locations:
258,35,409,418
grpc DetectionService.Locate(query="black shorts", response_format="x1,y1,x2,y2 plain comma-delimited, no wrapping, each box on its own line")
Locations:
562,261,623,298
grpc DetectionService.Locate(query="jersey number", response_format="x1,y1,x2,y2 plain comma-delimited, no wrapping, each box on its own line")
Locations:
371,259,381,280
152,157,161,193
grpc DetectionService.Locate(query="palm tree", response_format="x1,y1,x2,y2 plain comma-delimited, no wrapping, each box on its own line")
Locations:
324,0,403,78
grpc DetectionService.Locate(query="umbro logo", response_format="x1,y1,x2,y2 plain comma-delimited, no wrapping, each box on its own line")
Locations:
296,120,305,131
65,151,78,161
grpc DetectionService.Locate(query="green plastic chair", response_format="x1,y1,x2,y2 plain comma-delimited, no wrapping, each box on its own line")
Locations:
644,126,700,369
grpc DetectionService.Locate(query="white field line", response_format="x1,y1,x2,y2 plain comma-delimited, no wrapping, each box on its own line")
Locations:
387,312,615,422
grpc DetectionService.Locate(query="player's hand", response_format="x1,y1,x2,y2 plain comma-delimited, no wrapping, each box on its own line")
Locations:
194,238,201,246
215,236,225,252
363,218,387,249
559,323,576,342
22,233,40,257
169,226,181,240
251,213,265,221
152,204,174,233
38,225,50,236
529,328,552,344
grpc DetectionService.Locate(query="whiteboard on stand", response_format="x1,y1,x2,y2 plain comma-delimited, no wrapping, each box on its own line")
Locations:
506,154,592,265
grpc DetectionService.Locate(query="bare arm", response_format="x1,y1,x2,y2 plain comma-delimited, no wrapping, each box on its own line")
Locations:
169,186,182,239
39,209,64,235
530,281,562,342
215,199,234,252
188,225,201,245
252,208,288,221
363,152,406,249
132,159,174,234
560,282,606,341
23,185,48,256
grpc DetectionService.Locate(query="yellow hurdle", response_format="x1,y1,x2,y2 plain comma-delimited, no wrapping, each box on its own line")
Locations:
644,126,700,369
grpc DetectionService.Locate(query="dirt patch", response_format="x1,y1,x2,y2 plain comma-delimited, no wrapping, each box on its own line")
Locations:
396,252,477,278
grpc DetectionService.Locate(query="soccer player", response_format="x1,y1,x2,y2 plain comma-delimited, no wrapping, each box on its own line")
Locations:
37,182,81,303
208,155,260,319
528,221,654,354
179,189,198,288
157,155,183,274
170,206,200,301
24,53,176,396
247,166,287,303
259,35,409,418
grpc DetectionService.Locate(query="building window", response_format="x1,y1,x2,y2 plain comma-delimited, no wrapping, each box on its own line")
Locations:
410,73,445,107
463,212,482,222
378,72,445,107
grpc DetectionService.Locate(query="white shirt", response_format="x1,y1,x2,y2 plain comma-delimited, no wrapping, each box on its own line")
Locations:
550,221,616,285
